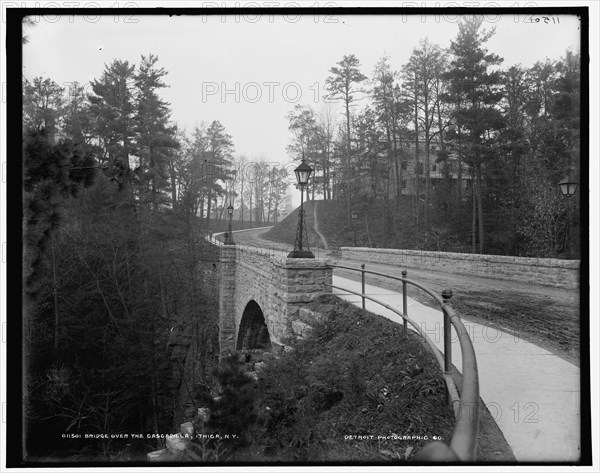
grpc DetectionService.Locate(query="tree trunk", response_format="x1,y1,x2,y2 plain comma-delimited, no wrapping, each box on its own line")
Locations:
170,164,177,208
456,154,463,225
476,163,485,254
267,170,274,223
255,182,261,224
393,132,400,202
158,267,168,320
51,234,60,352
311,158,316,201
424,131,430,226
206,187,212,224
322,153,328,199
413,75,420,228
150,146,156,211
345,97,352,220
240,179,244,224
423,79,431,226
199,188,205,219
151,374,160,448
437,100,445,150
471,177,477,254
249,191,253,224
365,215,373,247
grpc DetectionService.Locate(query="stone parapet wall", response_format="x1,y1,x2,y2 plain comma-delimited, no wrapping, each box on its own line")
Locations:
340,247,580,290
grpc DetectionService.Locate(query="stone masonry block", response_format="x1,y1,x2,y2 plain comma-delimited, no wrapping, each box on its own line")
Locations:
298,307,325,326
292,319,313,338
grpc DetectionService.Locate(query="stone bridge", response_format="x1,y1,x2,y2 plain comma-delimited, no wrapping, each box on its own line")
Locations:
217,243,333,353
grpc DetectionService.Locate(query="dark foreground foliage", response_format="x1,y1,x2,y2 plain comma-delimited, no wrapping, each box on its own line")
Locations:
231,295,455,463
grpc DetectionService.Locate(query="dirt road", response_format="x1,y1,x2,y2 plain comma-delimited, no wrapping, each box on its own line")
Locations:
231,227,581,367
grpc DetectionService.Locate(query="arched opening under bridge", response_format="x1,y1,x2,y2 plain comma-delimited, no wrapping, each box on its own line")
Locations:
236,300,272,351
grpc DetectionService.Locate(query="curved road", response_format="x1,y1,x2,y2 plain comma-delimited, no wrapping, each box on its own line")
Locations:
229,227,580,366
227,226,582,463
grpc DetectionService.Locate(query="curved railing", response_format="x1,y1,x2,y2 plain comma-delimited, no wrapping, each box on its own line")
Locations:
327,262,480,462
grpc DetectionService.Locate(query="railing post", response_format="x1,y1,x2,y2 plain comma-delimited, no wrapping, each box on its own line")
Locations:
360,263,366,310
402,270,408,335
442,289,453,374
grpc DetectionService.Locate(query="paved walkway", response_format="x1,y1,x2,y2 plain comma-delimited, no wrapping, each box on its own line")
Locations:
333,275,581,462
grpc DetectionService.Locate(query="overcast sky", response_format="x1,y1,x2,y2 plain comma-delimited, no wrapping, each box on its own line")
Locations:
22,10,581,166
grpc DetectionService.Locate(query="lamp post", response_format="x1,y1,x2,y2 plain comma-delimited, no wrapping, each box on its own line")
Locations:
288,159,315,258
225,203,235,245
351,210,358,246
558,177,578,257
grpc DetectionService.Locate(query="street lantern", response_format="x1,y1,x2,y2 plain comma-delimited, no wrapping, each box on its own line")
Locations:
558,177,578,258
351,211,358,246
294,160,313,186
558,178,578,198
225,203,235,245
288,159,315,258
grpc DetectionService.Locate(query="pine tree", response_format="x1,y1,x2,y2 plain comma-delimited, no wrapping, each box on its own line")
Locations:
372,56,400,202
204,121,234,222
444,16,504,253
89,59,136,189
133,54,179,209
23,128,96,295
325,55,367,218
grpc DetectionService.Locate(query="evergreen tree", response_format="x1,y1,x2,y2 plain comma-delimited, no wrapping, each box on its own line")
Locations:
133,54,179,209
444,16,504,253
325,55,367,219
23,128,96,294
88,59,136,189
372,56,401,203
204,120,234,222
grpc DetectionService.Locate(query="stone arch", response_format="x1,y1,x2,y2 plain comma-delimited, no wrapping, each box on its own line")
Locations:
236,300,272,351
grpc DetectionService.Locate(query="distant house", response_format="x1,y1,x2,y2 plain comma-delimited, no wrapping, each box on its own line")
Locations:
399,138,472,198
354,137,472,211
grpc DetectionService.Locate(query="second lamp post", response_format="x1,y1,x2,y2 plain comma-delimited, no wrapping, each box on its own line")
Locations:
351,210,358,246
558,177,578,257
225,203,235,245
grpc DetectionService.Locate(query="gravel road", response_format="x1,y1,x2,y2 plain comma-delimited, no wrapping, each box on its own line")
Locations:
231,227,581,367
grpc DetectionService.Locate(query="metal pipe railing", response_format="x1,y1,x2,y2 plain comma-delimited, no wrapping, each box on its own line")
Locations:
446,302,480,461
442,289,453,374
328,262,480,462
360,264,366,310
329,262,447,304
402,269,408,335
